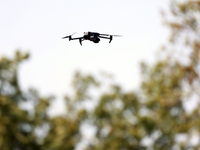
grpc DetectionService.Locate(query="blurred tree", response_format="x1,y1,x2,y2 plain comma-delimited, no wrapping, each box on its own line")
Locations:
50,0,199,149
38,0,200,149
0,51,51,150
85,0,200,149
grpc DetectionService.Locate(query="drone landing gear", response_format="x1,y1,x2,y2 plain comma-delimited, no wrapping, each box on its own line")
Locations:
79,38,82,46
109,36,113,43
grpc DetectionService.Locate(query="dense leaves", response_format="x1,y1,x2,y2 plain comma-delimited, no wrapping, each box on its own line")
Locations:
0,52,42,150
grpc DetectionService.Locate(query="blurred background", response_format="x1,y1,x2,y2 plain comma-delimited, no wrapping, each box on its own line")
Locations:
0,0,169,91
0,0,199,149
0,0,169,115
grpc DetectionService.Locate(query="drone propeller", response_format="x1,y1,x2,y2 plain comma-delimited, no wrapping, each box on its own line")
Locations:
112,35,122,37
100,34,122,37
62,32,76,41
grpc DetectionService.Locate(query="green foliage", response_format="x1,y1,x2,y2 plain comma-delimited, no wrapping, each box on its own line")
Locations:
42,116,80,150
0,52,53,150
0,51,40,150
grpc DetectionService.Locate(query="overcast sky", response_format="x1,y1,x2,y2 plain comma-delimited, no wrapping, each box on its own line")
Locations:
0,0,170,114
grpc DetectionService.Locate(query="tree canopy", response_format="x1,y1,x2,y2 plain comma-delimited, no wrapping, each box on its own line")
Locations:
0,0,199,149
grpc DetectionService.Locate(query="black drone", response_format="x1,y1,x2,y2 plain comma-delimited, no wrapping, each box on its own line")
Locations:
62,31,121,45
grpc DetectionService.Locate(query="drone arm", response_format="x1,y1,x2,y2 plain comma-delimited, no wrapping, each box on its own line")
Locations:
99,35,113,43
98,35,110,39
70,37,83,40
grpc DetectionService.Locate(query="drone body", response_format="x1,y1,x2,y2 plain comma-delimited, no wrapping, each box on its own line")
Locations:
62,31,121,45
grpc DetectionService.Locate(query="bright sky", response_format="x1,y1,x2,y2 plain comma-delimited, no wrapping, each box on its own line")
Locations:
0,0,170,114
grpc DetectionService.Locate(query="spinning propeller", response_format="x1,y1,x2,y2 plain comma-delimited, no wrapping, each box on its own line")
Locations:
62,32,76,41
100,34,122,43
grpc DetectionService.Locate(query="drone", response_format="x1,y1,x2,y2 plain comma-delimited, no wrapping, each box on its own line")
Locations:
62,31,121,45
